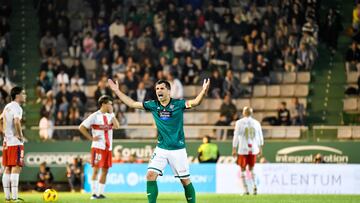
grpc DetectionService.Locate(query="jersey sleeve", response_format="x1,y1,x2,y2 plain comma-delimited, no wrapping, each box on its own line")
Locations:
81,113,95,129
13,106,23,119
143,100,157,111
180,99,192,109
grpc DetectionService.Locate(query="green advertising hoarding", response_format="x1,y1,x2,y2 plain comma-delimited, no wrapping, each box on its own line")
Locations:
1,140,359,182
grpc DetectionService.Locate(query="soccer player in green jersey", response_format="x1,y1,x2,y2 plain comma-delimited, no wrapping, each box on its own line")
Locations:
108,78,210,203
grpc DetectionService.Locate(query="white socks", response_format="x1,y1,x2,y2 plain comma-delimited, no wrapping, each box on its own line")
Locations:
10,173,19,200
91,180,98,195
2,173,11,200
241,171,249,193
98,183,105,196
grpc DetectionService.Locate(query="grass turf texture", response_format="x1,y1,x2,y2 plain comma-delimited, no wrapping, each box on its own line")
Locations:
0,193,359,203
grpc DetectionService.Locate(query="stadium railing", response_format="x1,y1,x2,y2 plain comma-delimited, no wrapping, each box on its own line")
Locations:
30,125,309,140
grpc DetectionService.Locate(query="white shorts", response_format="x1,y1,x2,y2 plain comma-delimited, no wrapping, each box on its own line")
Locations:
148,147,190,179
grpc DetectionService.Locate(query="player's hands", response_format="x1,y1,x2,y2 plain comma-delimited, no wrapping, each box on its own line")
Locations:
108,79,119,92
16,135,23,142
232,148,237,157
108,104,114,114
202,78,210,94
92,136,100,141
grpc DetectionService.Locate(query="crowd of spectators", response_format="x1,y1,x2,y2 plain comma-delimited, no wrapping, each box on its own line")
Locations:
0,1,12,110
346,2,360,94
35,0,318,133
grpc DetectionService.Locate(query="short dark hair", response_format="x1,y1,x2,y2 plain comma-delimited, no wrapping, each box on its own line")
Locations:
98,95,113,106
10,86,23,101
155,80,171,90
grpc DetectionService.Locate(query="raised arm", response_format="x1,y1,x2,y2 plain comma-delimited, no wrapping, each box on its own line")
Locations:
187,78,210,108
108,79,144,110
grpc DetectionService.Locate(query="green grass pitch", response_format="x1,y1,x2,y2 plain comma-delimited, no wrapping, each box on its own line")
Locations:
1,193,360,203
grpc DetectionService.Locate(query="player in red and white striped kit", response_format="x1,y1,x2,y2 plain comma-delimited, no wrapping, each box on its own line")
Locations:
232,106,264,195
1,87,26,202
79,95,120,199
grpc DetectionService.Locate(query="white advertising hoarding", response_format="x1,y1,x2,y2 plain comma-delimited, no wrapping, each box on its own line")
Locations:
216,164,360,194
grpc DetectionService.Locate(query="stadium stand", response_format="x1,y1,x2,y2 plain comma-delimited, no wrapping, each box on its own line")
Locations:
30,0,322,139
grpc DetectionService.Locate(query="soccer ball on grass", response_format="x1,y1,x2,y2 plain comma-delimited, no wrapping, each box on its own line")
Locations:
43,189,58,202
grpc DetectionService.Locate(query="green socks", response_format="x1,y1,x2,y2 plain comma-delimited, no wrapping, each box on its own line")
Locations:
147,181,158,203
184,182,196,203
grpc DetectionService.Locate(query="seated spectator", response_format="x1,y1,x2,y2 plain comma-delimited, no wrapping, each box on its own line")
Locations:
35,162,54,192
277,102,291,125
94,79,112,103
69,58,86,86
39,112,54,141
296,43,313,71
289,97,305,125
174,33,192,57
209,69,223,99
219,93,237,123
223,70,243,98
36,70,52,102
197,135,220,163
97,56,111,79
66,157,84,192
191,28,205,57
123,70,139,99
134,81,151,103
345,42,360,73
183,56,199,85
68,32,82,58
167,72,183,99
40,31,57,58
82,32,96,59
109,17,126,39
252,54,270,84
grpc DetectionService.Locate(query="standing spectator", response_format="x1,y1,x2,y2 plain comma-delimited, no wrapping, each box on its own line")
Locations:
289,97,305,125
39,112,54,141
35,162,54,192
277,101,291,125
219,93,237,123
323,7,342,54
197,135,220,163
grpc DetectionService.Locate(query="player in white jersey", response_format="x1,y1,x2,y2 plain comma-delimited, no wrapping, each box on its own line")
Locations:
232,106,264,195
79,95,120,199
0,87,26,202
